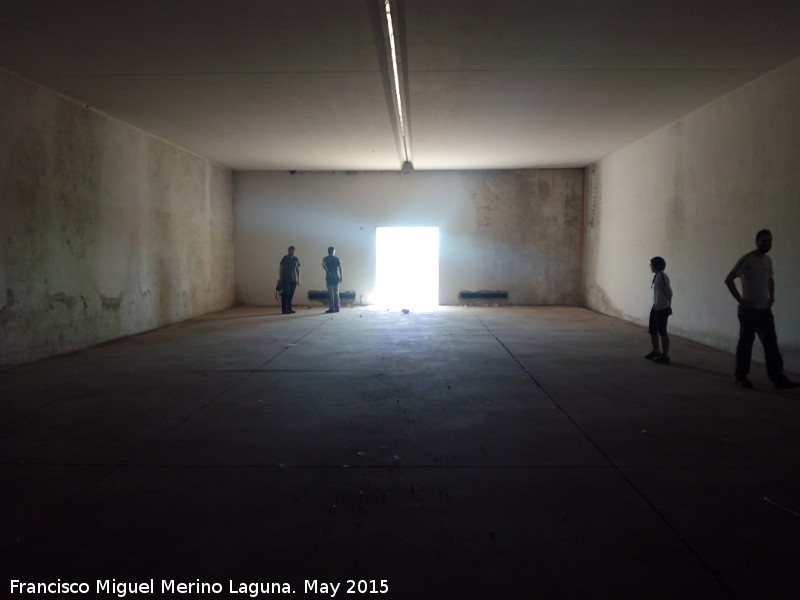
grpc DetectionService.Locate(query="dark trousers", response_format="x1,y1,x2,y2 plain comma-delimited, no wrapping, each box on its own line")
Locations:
735,306,783,382
280,282,297,313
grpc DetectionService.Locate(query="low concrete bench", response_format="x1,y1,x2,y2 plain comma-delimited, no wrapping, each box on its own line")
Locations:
307,290,356,306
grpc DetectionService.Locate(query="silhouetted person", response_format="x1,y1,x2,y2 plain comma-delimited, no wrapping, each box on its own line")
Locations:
279,246,301,314
724,229,798,390
645,256,672,364
322,246,342,314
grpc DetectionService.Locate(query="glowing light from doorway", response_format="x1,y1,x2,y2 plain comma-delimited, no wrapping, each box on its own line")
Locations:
375,227,439,308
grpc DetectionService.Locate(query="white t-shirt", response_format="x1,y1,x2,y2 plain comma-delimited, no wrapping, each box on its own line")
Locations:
730,251,773,309
652,272,673,310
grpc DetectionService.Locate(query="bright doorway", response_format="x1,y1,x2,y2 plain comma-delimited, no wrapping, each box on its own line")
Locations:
375,227,439,308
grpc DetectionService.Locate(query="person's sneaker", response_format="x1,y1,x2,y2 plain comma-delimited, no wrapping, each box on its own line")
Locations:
775,378,799,390
734,375,754,389
644,351,661,360
325,309,335,314
654,354,670,364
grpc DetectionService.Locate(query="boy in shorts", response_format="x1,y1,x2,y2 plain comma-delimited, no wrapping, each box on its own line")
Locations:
645,256,673,364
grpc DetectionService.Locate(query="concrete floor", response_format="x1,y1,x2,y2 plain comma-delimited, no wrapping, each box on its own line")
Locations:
2,306,799,599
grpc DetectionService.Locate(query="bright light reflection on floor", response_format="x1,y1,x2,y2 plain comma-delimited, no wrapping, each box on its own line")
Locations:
375,227,439,310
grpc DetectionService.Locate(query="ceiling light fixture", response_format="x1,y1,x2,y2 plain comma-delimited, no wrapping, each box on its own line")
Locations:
384,0,411,166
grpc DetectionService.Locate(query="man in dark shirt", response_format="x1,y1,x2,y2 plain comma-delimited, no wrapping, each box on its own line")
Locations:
278,246,301,314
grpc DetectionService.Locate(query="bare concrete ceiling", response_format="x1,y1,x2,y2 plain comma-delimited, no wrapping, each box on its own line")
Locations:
2,0,799,171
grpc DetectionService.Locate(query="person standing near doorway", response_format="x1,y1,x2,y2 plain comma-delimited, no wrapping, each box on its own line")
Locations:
279,246,301,314
322,246,342,314
724,229,798,390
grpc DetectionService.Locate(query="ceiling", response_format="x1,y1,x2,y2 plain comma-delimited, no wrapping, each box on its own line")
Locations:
2,0,799,171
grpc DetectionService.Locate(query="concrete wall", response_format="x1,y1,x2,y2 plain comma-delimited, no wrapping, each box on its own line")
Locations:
0,68,235,367
234,169,584,306
585,56,800,361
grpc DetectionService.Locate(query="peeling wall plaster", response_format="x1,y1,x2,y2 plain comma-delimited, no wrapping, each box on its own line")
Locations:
0,68,235,367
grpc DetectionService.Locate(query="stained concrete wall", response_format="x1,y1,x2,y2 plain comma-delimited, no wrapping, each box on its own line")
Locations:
584,56,800,363
0,68,235,367
235,169,583,306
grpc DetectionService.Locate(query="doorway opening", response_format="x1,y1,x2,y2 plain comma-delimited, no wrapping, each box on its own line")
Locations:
375,227,439,308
